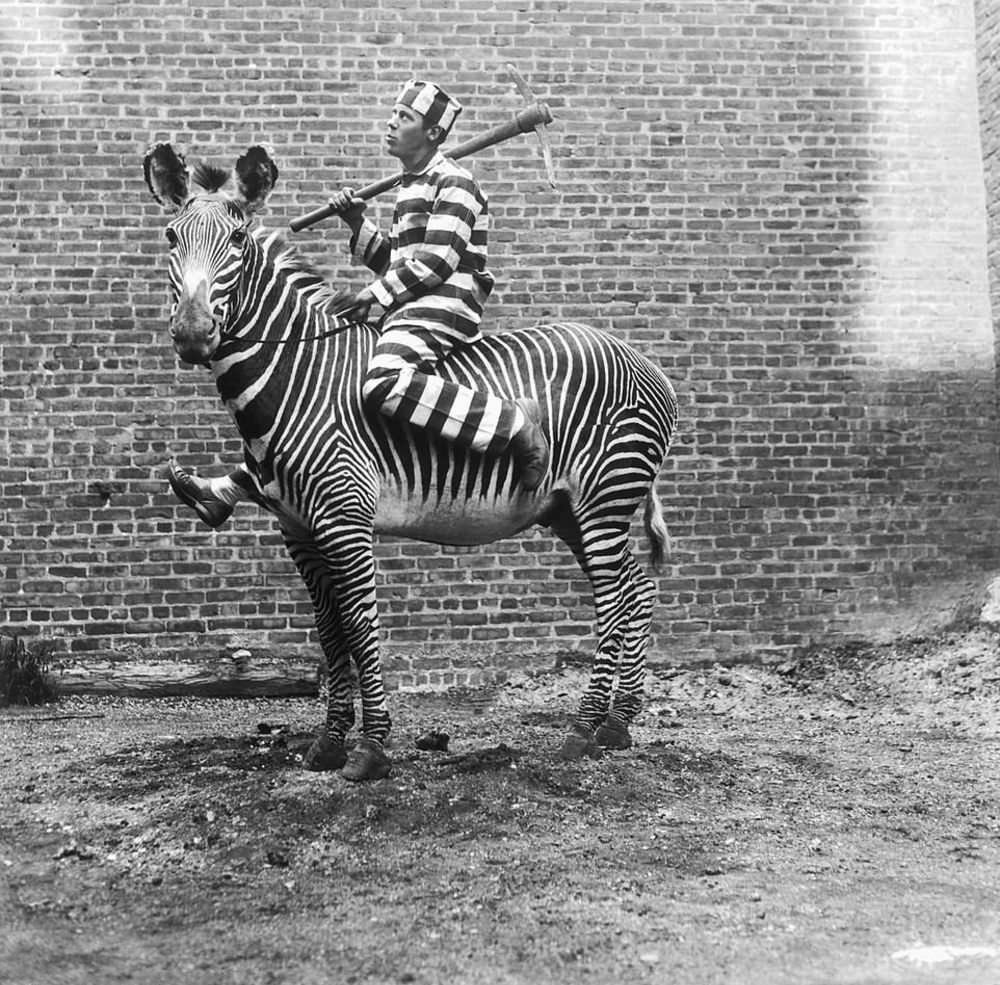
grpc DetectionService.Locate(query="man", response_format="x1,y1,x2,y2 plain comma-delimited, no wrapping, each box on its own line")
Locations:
170,78,549,528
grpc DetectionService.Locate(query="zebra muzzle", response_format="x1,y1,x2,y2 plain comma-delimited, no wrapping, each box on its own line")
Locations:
171,319,220,365
171,287,223,364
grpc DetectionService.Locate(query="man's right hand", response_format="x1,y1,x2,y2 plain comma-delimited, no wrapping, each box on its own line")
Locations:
328,188,367,229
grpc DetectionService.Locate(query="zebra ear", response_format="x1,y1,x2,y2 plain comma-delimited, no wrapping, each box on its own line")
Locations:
234,145,279,213
143,142,190,210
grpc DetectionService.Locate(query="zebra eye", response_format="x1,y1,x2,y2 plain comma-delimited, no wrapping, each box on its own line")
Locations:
164,227,178,246
230,228,247,248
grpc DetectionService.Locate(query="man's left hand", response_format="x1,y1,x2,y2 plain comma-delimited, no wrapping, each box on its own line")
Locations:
333,290,374,323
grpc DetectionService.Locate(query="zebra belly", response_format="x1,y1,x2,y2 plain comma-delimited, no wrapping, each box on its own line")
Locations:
374,486,544,546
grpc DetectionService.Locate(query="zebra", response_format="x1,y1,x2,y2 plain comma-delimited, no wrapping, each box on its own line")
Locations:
143,143,678,781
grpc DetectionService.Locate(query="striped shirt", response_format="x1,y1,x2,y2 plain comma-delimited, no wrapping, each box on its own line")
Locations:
350,151,495,341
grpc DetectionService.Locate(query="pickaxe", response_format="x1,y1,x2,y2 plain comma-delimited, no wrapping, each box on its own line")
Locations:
288,65,556,233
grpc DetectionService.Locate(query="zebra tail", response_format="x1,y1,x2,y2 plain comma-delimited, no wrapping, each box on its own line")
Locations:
643,486,670,572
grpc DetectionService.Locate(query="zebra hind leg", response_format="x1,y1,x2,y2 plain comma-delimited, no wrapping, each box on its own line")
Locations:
551,510,636,761
594,551,657,751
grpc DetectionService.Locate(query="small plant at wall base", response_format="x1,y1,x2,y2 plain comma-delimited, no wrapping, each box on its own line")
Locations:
0,635,58,706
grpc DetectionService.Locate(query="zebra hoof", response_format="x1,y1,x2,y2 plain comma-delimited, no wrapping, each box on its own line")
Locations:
558,724,602,761
303,735,348,772
595,720,633,750
341,737,392,782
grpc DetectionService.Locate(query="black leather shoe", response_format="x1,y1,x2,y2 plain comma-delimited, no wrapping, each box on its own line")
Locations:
167,462,234,529
510,399,550,492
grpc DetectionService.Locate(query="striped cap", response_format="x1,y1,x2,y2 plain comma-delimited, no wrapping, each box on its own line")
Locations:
395,79,463,134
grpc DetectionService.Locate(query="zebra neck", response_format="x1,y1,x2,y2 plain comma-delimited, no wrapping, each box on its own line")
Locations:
213,297,370,454
210,237,374,456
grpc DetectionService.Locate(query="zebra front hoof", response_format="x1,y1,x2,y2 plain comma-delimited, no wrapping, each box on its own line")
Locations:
558,724,602,761
302,735,348,772
341,737,392,782
595,720,633,750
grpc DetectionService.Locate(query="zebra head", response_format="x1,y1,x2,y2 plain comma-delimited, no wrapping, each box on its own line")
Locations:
143,143,279,365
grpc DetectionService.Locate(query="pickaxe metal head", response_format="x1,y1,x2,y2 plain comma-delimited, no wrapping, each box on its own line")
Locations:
506,63,558,189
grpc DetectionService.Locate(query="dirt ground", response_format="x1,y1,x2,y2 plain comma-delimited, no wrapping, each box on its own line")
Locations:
2,627,1000,985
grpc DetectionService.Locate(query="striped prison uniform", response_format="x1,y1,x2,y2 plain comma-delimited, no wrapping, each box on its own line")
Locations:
350,150,526,456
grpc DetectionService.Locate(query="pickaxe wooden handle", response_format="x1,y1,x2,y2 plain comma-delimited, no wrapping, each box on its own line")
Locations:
289,101,554,233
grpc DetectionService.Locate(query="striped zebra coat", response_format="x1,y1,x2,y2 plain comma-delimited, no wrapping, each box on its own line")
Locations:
144,143,678,780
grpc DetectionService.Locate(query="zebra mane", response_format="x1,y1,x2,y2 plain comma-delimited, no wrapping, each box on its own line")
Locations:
191,161,232,194
253,225,355,313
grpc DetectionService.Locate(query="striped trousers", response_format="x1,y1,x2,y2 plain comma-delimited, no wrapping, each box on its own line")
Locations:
362,327,526,456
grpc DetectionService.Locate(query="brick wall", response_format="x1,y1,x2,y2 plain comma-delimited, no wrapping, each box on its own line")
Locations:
3,0,999,681
978,0,1000,382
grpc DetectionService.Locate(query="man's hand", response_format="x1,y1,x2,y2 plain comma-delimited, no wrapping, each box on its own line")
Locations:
332,289,374,323
328,188,367,230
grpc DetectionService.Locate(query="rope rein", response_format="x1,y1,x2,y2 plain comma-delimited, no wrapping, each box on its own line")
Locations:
236,317,367,346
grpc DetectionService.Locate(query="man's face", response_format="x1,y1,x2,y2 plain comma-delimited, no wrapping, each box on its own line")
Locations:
385,102,439,162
